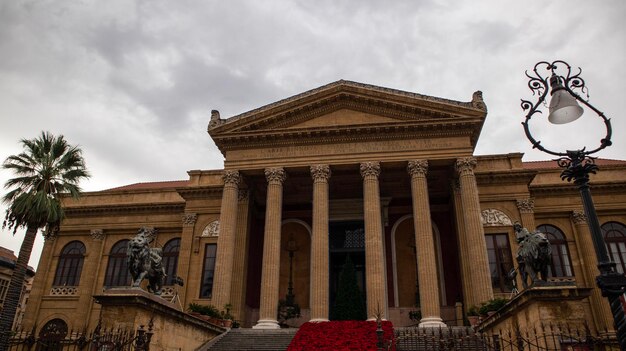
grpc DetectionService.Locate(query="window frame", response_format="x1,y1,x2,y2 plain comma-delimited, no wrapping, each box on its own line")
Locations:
485,233,514,292
104,239,131,287
536,224,573,278
53,241,86,287
162,238,181,286
199,243,217,299
602,221,626,274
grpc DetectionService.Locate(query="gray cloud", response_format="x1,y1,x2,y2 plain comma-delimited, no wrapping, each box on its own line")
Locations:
1,0,625,267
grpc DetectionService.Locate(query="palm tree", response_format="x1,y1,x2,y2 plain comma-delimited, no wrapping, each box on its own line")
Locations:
0,131,89,349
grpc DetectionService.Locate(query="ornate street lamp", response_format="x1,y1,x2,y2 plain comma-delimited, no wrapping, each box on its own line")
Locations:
521,60,626,348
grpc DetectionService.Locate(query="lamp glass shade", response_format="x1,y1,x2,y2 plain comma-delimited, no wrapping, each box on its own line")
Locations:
548,89,584,124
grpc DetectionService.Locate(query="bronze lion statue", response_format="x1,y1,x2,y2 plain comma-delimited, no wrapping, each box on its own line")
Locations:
127,227,166,295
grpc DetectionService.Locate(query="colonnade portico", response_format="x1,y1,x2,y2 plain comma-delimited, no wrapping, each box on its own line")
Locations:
210,158,493,328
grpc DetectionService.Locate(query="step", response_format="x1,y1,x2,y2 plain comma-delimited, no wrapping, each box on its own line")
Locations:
204,328,298,351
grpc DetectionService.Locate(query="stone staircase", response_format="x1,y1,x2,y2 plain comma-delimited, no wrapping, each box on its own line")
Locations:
201,328,298,351
394,326,490,351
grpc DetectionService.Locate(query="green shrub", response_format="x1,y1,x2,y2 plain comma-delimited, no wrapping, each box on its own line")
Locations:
188,303,222,319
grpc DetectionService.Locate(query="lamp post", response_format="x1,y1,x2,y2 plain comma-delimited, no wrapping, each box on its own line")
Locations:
521,60,626,348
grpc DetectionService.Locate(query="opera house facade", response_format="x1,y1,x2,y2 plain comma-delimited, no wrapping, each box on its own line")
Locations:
21,81,626,334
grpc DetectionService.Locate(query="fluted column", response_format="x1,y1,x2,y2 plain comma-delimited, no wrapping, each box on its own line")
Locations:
455,157,493,305
360,161,387,320
408,160,445,327
572,211,614,332
75,229,106,328
231,190,251,322
212,170,241,309
452,181,474,309
310,165,331,322
254,167,286,329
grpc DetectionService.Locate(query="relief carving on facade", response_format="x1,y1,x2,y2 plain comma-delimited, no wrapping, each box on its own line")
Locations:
310,164,331,182
222,170,241,186
359,161,381,178
182,213,198,226
455,157,477,176
516,198,535,213
572,210,588,224
481,209,513,226
407,160,428,177
90,229,105,241
202,220,220,237
265,167,287,184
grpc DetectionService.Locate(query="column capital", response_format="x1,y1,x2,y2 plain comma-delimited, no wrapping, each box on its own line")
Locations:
238,189,250,202
310,164,331,182
265,167,286,184
90,229,105,241
572,210,588,224
182,213,198,226
222,170,241,186
516,198,535,213
360,161,381,179
408,160,428,177
455,157,477,175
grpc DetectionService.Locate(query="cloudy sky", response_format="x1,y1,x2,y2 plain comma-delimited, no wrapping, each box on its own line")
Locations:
1,0,625,268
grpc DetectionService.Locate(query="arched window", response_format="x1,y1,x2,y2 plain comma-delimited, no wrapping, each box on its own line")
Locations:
537,224,573,277
602,221,626,274
104,240,130,287
163,238,181,286
39,318,68,349
53,241,86,286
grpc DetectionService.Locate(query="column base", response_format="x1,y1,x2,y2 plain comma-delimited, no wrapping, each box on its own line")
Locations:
253,319,280,329
418,317,446,328
309,318,329,323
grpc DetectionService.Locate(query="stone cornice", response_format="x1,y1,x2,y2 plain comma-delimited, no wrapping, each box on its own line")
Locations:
209,80,485,133
176,186,223,200
529,182,626,195
475,170,537,185
209,82,487,154
213,119,478,153
64,202,185,217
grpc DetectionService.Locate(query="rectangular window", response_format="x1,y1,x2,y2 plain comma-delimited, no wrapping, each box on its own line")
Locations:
486,234,514,292
0,278,9,305
200,244,217,298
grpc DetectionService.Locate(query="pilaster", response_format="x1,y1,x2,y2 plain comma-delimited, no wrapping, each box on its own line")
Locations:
21,235,58,329
455,157,493,305
310,164,331,322
571,210,614,332
75,229,106,327
177,213,197,304
360,161,387,320
254,167,286,329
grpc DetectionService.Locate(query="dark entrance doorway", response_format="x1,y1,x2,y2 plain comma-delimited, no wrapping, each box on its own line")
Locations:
329,221,366,314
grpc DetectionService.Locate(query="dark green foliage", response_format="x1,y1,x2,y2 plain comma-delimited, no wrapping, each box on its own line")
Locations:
332,255,366,321
188,303,222,319
278,299,301,327
0,132,89,351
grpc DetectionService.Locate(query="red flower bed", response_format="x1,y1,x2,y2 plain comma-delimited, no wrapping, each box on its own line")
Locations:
287,320,395,351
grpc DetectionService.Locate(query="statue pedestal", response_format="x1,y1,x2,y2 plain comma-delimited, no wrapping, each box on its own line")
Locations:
94,288,224,350
478,285,591,332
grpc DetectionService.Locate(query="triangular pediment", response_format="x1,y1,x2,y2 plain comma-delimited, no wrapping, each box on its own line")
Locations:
285,109,400,129
208,80,487,154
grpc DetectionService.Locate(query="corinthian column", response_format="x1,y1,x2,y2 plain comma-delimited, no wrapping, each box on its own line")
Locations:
360,161,387,320
212,170,240,309
75,229,106,327
408,160,445,327
310,165,331,322
455,157,493,305
572,211,614,332
254,167,286,329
